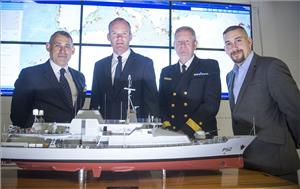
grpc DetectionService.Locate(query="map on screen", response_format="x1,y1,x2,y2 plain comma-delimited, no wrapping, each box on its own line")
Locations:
0,1,251,96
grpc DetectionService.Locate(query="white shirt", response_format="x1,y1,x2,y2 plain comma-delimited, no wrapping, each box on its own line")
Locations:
233,51,254,103
111,48,131,84
50,59,77,105
50,59,70,81
179,55,194,72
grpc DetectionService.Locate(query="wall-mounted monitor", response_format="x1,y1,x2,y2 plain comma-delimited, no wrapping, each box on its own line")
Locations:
0,1,251,98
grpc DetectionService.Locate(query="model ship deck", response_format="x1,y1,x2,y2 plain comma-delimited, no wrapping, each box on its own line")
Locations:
1,116,255,178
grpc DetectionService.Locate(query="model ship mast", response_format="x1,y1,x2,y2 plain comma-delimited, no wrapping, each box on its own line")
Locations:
124,75,137,123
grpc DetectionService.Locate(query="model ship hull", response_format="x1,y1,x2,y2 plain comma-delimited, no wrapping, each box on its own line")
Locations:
14,157,244,178
2,134,254,177
2,115,255,178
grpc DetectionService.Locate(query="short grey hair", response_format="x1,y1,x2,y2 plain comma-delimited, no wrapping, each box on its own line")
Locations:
174,26,196,41
49,31,73,45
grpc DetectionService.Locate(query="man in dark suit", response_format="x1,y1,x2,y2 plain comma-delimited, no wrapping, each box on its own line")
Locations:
224,25,300,183
159,26,221,139
10,31,86,128
90,17,159,121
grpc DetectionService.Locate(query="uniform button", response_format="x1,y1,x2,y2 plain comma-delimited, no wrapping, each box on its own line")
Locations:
173,126,176,130
183,91,188,95
171,104,175,107
172,92,177,96
184,114,188,118
183,102,188,107
171,115,175,119
199,121,203,125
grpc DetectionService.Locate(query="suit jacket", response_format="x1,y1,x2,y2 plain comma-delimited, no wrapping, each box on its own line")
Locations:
226,53,300,176
10,60,86,128
159,56,221,138
90,50,159,120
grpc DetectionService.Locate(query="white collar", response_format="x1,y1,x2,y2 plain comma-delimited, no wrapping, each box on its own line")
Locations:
49,59,69,74
113,48,131,62
179,55,194,70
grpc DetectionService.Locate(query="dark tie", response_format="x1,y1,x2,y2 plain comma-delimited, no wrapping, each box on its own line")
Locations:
59,68,73,107
114,56,122,85
182,64,187,73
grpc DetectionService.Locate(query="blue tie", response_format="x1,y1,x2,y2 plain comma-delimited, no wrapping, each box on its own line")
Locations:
60,68,73,107
114,56,122,85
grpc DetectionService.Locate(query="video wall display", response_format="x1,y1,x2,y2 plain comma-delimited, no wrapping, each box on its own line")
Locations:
0,1,251,97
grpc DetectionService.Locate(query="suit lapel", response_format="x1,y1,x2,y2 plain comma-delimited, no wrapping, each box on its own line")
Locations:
42,61,62,92
227,71,235,110
42,60,73,110
167,63,182,93
69,68,86,109
102,55,115,97
112,51,135,96
174,57,200,92
69,68,80,92
105,55,114,89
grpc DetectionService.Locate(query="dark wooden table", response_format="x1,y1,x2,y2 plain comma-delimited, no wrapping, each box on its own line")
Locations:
1,165,299,189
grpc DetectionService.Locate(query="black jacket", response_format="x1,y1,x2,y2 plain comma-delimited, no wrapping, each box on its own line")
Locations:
159,56,221,138
10,60,86,128
90,50,159,120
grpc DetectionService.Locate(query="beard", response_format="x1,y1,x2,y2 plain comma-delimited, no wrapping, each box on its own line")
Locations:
230,50,245,64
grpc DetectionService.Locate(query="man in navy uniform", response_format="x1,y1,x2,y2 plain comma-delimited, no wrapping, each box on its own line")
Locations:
159,26,221,138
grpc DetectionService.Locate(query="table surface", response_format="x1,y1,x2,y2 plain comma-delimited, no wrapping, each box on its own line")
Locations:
1,165,299,189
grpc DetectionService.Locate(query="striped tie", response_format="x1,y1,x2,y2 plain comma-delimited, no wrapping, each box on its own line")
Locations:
60,68,73,107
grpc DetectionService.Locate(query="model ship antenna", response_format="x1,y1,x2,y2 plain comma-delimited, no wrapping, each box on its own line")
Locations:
124,75,136,123
120,101,122,121
104,93,107,121
248,116,256,136
252,116,256,135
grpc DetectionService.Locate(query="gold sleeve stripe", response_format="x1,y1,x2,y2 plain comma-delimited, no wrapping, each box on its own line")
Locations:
162,121,171,128
186,118,202,132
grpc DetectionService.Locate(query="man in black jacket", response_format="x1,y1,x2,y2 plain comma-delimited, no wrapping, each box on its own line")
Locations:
90,17,159,121
11,31,86,128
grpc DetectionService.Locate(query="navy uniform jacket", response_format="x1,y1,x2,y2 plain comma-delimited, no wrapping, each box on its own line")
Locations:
10,60,86,128
90,50,159,120
159,56,221,138
226,53,300,177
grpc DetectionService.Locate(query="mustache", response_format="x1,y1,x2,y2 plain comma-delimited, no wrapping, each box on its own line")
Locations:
231,49,243,56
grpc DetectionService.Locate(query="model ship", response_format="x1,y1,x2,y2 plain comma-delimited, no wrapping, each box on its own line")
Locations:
1,75,256,178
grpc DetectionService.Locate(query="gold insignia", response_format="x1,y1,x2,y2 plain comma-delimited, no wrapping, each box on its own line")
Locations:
186,118,202,132
162,121,171,128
